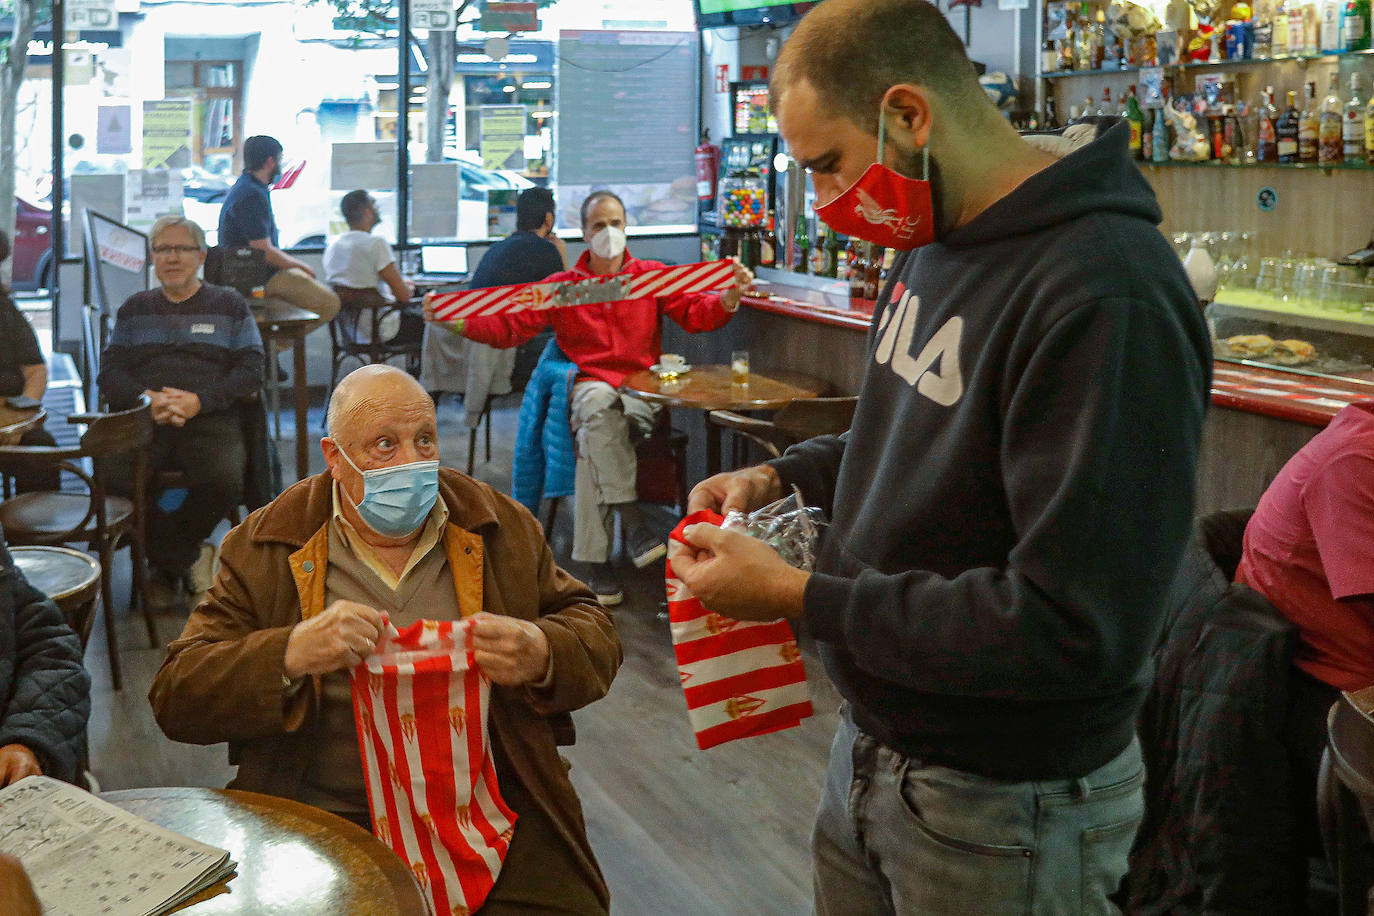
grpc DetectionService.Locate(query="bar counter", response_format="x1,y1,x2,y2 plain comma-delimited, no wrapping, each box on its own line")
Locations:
738,270,1371,515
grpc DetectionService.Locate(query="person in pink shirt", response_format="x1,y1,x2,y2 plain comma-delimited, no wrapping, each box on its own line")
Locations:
1237,399,1374,836
452,191,753,604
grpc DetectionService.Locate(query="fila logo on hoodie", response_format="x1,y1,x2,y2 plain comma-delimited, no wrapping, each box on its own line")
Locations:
874,283,963,407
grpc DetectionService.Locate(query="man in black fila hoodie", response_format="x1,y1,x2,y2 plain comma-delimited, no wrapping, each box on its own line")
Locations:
673,1,1211,913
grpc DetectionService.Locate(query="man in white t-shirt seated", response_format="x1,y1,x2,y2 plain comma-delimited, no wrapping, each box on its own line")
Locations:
322,190,415,311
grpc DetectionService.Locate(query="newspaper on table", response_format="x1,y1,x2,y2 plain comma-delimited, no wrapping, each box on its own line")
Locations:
0,776,236,916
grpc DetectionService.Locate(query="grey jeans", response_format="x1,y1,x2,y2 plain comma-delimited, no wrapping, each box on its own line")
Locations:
568,380,657,564
813,706,1145,916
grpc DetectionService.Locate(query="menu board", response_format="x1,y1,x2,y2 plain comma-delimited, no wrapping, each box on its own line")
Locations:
555,30,698,230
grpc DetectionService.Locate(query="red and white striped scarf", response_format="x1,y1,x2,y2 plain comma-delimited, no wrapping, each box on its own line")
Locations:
351,616,515,916
666,511,813,750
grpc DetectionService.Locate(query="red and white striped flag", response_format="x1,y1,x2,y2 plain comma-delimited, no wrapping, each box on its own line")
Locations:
428,259,738,322
665,511,813,750
351,616,516,916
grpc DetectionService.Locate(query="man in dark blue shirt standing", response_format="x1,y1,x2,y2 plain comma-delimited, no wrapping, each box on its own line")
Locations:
218,135,339,333
420,187,566,417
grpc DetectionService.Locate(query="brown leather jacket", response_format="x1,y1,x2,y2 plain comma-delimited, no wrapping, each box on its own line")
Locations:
149,468,620,906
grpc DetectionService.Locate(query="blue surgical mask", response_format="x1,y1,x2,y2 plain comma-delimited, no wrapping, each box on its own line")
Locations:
337,445,440,537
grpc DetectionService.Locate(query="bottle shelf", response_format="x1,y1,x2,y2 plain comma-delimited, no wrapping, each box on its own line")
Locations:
1138,158,1374,171
1041,47,1374,80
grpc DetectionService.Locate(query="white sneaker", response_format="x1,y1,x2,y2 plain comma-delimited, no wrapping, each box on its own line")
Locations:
188,541,220,594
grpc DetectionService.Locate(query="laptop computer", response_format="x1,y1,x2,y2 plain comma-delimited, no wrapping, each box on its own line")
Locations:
416,245,469,282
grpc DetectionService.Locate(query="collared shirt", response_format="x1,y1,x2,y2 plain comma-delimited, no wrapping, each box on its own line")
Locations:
218,171,278,247
330,480,449,590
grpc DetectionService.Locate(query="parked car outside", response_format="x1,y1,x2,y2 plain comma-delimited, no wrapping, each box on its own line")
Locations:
10,196,54,291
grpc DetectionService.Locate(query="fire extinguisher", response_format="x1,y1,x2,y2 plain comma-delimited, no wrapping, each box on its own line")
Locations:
694,129,721,204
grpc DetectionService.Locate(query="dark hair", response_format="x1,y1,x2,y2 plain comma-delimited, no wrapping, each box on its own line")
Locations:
341,189,374,225
579,190,625,228
515,187,555,232
772,0,984,135
244,135,284,172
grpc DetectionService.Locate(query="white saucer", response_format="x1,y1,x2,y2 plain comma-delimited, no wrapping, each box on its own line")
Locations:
651,363,692,375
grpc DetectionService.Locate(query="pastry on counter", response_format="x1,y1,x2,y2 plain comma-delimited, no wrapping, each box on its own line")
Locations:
1221,334,1275,358
1269,339,1317,365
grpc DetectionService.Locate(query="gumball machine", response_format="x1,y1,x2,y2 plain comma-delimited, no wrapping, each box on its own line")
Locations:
717,171,767,269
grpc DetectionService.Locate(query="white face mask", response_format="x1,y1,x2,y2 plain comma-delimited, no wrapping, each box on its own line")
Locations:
588,225,627,260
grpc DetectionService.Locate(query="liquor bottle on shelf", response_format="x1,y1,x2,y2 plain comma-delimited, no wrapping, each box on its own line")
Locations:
1045,97,1061,130
1277,89,1300,162
1344,73,1366,163
1257,87,1279,161
760,211,777,268
821,225,841,278
848,243,867,301
1142,108,1154,156
1059,30,1076,70
1153,108,1171,162
1303,0,1321,51
1042,38,1058,73
1126,87,1145,159
1075,3,1095,70
1289,0,1308,52
1344,0,1372,50
1299,80,1320,162
810,229,827,275
1097,87,1113,116
1092,9,1108,68
1321,0,1343,48
863,245,883,300
1254,0,1276,55
1320,73,1345,163
1366,90,1374,160
791,211,810,274
1274,0,1292,53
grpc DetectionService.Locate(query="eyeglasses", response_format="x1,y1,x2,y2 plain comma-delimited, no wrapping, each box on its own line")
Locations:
152,244,201,256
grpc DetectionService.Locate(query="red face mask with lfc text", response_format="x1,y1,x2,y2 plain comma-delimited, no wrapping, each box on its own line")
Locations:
814,119,935,251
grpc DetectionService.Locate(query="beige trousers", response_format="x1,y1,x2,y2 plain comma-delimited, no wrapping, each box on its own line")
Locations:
265,267,341,335
569,380,657,565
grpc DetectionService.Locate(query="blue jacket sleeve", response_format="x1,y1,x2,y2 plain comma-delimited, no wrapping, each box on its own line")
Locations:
800,297,1208,700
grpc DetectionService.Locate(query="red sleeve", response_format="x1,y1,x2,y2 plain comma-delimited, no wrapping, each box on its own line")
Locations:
462,308,550,349
661,290,734,334
462,267,578,348
1303,451,1374,600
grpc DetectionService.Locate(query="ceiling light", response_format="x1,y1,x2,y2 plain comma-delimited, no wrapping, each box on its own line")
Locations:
521,80,551,89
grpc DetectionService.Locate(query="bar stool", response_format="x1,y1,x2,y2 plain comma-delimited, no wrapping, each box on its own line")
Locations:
1319,687,1374,916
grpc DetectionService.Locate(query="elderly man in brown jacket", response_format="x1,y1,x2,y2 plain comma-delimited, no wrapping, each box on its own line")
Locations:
149,364,621,914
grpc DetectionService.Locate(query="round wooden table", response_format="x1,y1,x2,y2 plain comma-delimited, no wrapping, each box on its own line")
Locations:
0,404,44,446
100,787,426,915
621,365,827,475
9,545,101,648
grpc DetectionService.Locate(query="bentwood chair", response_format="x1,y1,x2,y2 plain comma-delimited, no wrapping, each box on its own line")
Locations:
0,395,154,690
707,396,860,464
1319,687,1374,916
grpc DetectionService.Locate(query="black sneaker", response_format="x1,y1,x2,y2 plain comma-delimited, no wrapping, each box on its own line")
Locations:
627,526,667,569
587,572,624,607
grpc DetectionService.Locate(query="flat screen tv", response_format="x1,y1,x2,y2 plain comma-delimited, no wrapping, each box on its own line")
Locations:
694,0,821,29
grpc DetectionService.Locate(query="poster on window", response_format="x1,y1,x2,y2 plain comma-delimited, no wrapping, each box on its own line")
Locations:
409,162,460,240
330,142,396,191
96,105,132,155
411,0,455,30
480,106,526,171
125,170,184,234
141,100,193,169
67,0,118,29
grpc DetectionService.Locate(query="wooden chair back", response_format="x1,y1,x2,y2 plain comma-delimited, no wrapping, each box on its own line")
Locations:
708,396,859,462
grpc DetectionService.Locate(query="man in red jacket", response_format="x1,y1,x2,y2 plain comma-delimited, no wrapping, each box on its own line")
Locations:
450,191,752,604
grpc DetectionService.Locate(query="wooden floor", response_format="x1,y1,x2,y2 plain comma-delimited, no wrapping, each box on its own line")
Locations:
82,392,839,915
